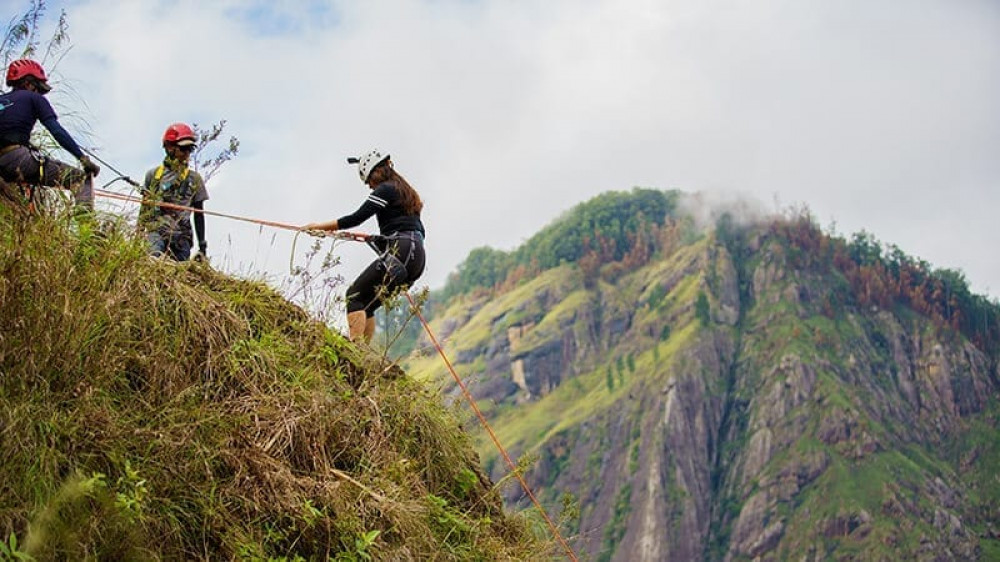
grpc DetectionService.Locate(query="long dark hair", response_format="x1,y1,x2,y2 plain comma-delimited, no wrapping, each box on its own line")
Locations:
371,160,422,215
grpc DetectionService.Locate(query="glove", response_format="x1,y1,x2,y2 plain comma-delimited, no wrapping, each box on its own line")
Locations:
79,155,100,177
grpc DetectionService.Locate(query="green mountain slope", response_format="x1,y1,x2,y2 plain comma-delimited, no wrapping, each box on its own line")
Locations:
407,190,1000,561
0,209,545,560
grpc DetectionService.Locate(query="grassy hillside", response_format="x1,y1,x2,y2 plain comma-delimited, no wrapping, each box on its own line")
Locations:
0,208,548,560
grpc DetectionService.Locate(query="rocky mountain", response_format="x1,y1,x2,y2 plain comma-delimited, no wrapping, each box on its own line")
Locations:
404,189,1000,561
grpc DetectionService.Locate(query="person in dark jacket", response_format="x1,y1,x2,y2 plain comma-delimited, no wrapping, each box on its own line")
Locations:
140,123,208,261
0,59,99,209
304,149,426,342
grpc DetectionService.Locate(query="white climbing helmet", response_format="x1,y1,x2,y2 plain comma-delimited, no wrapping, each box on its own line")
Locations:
348,149,390,182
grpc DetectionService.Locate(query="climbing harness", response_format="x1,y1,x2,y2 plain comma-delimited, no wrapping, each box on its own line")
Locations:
30,147,46,213
153,163,190,183
365,231,424,286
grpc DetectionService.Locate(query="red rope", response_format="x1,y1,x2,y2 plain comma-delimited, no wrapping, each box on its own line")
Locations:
405,293,578,561
93,188,371,242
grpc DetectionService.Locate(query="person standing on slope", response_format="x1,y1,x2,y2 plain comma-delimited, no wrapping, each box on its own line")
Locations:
0,59,100,209
304,149,426,343
140,123,208,261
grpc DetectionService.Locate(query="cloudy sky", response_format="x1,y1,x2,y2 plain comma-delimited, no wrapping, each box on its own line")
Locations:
9,0,999,302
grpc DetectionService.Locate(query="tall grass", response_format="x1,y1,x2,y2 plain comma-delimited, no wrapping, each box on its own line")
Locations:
0,204,547,560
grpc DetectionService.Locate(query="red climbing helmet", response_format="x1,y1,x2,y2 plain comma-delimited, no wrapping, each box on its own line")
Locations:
6,59,49,91
162,123,197,147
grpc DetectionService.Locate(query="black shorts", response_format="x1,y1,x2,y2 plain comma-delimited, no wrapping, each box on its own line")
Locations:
346,231,425,317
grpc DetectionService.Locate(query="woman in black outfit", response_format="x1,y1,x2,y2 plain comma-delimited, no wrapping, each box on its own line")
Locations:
305,149,426,342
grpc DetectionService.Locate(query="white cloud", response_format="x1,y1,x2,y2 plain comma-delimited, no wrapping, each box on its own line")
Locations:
24,0,1000,302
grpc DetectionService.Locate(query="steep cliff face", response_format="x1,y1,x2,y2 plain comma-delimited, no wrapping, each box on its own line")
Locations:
409,219,1000,561
715,231,998,561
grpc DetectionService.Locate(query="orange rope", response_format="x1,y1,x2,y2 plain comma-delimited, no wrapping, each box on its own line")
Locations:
93,188,370,242
405,292,578,561
95,187,577,559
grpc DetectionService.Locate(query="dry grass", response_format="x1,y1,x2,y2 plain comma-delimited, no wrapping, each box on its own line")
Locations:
0,206,551,560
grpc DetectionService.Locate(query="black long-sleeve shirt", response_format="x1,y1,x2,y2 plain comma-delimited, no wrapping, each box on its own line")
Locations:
0,89,83,158
337,182,425,237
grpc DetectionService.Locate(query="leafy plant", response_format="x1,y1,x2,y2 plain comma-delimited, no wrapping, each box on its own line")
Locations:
113,460,148,523
333,530,380,562
0,532,35,561
190,120,240,182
